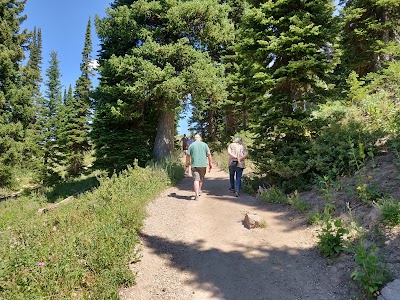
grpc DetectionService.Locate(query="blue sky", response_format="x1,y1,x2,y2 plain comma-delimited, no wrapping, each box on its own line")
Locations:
23,0,190,135
23,0,110,89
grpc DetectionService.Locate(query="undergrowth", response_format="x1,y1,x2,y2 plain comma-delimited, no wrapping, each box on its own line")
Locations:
0,159,183,299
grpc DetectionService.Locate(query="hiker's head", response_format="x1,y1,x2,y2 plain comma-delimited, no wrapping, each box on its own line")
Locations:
194,134,202,141
233,136,242,144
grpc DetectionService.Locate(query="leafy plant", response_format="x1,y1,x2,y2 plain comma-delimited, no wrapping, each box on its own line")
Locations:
356,181,384,207
257,186,288,204
317,215,349,258
307,211,322,225
287,191,310,212
378,198,400,226
351,242,391,299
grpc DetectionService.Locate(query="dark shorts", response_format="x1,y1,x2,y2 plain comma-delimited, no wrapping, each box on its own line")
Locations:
191,167,207,181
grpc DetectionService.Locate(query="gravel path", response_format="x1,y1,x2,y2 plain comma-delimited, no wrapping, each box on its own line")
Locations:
119,167,355,300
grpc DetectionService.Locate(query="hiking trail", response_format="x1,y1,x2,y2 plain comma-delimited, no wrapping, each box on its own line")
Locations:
119,167,356,300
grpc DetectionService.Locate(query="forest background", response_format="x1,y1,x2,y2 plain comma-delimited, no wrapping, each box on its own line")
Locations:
1,0,400,299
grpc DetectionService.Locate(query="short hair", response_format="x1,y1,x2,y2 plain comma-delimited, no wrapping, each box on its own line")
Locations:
194,134,201,140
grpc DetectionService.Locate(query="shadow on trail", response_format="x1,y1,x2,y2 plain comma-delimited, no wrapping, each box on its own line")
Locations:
139,232,351,300
168,192,194,201
176,174,312,234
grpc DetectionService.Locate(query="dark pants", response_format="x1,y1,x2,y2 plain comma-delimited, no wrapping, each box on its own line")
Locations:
229,164,244,193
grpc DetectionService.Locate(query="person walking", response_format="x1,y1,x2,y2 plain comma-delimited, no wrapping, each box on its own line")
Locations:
228,136,248,197
180,134,189,155
186,134,213,200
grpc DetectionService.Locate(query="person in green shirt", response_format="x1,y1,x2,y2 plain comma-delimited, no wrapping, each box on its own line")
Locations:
186,134,213,200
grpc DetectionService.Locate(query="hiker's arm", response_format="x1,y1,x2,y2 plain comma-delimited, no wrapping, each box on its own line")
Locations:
185,154,190,168
207,152,213,171
240,148,248,160
228,145,238,159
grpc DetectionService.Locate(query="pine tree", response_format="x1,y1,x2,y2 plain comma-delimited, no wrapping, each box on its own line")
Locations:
340,0,400,76
92,0,233,170
240,0,339,180
0,0,31,186
220,0,252,142
62,19,93,175
39,50,63,181
23,26,44,173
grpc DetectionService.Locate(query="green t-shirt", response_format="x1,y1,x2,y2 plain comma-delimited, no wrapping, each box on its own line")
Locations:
187,141,210,167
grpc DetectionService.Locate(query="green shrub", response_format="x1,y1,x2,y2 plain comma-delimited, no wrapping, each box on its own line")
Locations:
307,211,322,225
351,242,391,299
356,182,384,206
257,186,288,204
378,198,400,226
287,191,310,212
317,215,349,258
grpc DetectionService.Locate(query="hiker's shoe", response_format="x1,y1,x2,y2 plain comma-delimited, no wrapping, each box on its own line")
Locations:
229,187,235,192
235,192,239,197
195,195,199,200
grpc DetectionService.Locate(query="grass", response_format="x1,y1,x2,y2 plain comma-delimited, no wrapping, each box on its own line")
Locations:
378,197,400,226
257,186,288,204
0,159,184,299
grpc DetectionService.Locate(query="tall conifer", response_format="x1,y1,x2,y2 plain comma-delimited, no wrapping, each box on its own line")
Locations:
39,50,63,181
340,0,400,76
240,0,339,180
23,27,44,173
0,0,31,186
63,19,93,175
93,0,233,170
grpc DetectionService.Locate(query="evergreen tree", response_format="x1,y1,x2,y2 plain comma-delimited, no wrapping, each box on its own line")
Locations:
240,0,339,181
220,0,253,142
92,0,233,170
0,0,31,186
39,50,63,181
340,0,400,76
62,19,93,175
23,26,44,173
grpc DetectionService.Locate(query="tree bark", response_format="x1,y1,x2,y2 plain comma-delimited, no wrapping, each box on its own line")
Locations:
153,108,175,161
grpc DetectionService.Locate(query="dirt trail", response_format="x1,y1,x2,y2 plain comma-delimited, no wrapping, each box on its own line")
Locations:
119,167,355,300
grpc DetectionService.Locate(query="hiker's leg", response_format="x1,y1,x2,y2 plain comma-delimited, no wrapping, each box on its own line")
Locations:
229,164,235,190
192,168,201,196
198,167,206,195
194,180,200,196
235,167,244,194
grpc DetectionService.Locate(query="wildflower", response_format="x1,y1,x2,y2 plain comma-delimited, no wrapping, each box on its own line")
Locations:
37,258,45,267
58,277,63,283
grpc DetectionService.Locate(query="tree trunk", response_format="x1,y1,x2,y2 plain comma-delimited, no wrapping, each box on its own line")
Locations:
153,108,175,161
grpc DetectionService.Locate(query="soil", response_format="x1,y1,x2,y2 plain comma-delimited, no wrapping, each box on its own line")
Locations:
119,153,400,300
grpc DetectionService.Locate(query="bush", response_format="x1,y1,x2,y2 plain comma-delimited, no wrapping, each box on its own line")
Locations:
287,191,310,212
378,198,400,226
351,242,391,299
317,215,349,258
257,186,288,204
307,211,322,225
